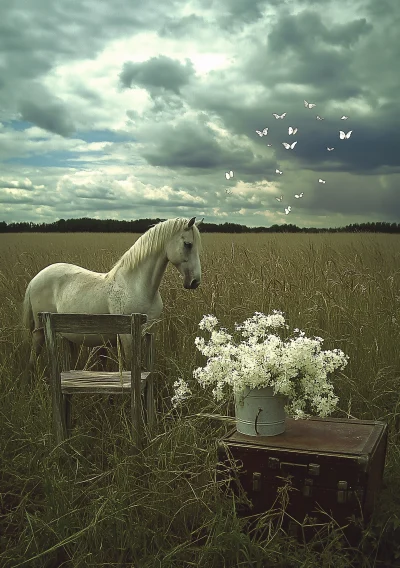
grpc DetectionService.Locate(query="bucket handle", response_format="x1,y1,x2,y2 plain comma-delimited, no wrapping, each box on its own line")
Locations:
254,407,263,435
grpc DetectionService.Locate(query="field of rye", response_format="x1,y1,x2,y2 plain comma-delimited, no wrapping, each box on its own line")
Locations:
1,231,400,567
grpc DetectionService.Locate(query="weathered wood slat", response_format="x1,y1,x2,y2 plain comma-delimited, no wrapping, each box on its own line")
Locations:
39,313,147,334
143,333,155,433
131,314,143,448
60,370,151,394
42,312,67,444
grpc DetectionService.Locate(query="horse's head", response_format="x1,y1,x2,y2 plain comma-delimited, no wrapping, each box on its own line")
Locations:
166,217,202,289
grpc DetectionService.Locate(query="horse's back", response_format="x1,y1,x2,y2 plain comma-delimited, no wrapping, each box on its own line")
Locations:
28,262,109,324
31,262,100,281
29,263,121,347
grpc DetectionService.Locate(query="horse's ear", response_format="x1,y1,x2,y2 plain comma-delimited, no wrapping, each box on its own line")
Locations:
187,217,196,228
196,218,204,227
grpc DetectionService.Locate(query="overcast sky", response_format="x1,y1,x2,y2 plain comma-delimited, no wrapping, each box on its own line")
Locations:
0,0,399,229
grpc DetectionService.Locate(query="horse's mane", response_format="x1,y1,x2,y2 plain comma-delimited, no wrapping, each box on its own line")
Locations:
106,218,202,277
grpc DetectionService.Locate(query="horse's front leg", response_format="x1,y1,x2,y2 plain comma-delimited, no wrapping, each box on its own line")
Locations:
118,334,133,371
119,333,146,443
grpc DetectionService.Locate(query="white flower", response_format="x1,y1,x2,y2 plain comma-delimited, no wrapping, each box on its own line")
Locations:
171,377,192,408
172,311,349,418
198,314,219,332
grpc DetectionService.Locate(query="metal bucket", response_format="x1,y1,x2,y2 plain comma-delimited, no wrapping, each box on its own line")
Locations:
235,386,286,436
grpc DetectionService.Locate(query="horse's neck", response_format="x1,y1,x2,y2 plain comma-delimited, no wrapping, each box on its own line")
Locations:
113,250,169,299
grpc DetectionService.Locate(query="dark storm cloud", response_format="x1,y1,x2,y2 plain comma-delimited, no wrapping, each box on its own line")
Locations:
119,56,195,95
140,119,225,168
0,0,162,69
0,195,36,205
198,0,282,27
251,11,373,95
366,0,398,18
159,14,208,38
0,179,34,190
19,99,75,137
268,11,372,52
138,114,266,172
74,188,117,200
214,0,268,27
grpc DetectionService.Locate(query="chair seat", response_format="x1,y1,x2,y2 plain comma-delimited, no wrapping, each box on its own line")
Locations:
60,370,151,394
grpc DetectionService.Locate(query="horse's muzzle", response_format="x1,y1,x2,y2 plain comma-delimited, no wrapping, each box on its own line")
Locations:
185,279,200,289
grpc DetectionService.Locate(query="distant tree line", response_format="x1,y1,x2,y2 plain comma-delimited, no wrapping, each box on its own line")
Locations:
0,218,399,234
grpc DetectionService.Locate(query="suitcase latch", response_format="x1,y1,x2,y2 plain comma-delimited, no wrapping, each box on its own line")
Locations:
308,463,320,476
302,478,313,497
252,472,262,492
337,480,348,503
268,457,280,469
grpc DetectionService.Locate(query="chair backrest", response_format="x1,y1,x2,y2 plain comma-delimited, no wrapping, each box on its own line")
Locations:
38,312,148,365
39,312,147,334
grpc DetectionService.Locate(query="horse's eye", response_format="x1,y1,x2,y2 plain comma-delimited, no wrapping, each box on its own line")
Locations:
184,242,193,249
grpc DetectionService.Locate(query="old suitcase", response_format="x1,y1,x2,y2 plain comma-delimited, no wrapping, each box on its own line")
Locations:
217,417,388,530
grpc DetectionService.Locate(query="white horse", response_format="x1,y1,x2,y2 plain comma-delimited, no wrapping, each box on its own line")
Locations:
22,216,203,380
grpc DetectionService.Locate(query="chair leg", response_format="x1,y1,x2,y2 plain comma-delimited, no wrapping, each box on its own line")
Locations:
146,375,155,432
63,394,72,438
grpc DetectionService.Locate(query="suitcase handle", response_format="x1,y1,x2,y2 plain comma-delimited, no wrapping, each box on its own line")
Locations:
268,458,320,476
280,461,308,474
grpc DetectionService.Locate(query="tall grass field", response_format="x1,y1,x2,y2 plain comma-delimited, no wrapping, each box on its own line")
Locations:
1,232,400,567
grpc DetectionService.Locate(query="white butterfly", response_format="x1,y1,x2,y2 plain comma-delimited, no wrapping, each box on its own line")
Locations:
304,100,316,109
288,126,298,135
316,115,324,120
285,206,291,215
276,195,283,202
225,170,234,180
276,169,283,174
267,143,272,147
318,178,326,184
327,147,334,151
295,193,303,198
340,115,349,120
282,141,297,150
225,188,232,195
256,128,269,136
339,130,352,139
272,113,287,119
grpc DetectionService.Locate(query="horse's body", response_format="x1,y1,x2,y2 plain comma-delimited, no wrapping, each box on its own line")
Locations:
22,217,202,378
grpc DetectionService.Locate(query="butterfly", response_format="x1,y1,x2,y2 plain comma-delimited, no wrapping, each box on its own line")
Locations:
272,113,287,119
295,193,303,198
316,115,324,120
340,116,349,120
256,128,268,136
225,170,234,180
276,196,283,202
276,169,283,174
267,143,272,147
288,126,298,135
304,100,316,109
225,189,232,195
318,178,326,184
285,206,291,215
339,130,352,139
327,147,334,151
282,141,297,150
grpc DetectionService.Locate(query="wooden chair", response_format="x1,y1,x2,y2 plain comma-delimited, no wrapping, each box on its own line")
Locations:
38,312,155,448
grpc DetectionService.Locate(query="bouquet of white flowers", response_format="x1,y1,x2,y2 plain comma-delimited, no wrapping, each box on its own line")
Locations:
172,311,349,419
